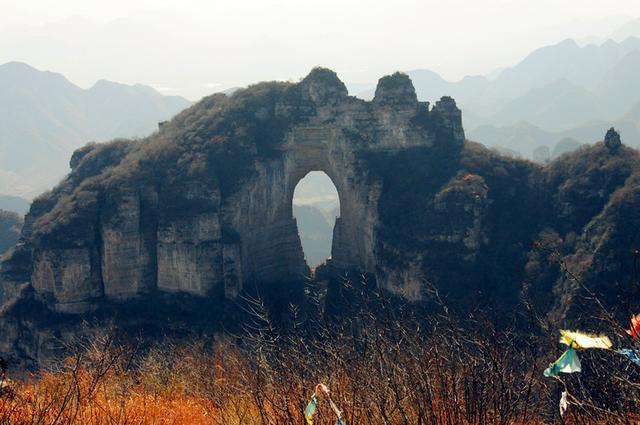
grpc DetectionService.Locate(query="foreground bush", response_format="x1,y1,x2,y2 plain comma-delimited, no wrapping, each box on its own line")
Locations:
2,280,640,424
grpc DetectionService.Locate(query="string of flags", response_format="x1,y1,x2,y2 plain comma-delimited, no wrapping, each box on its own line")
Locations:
303,315,640,421
544,314,640,417
304,383,345,425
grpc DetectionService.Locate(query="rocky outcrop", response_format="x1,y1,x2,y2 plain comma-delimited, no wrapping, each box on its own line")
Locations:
0,68,465,315
605,127,622,152
1,67,639,349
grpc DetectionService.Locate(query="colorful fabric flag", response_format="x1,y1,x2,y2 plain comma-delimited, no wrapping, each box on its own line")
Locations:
544,346,582,377
627,314,640,340
559,391,569,417
328,398,341,417
617,348,640,366
316,383,330,395
559,330,612,349
305,383,346,425
305,394,318,425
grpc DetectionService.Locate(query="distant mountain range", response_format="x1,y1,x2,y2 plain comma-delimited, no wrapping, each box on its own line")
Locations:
292,171,340,267
351,35,640,158
4,20,640,200
0,62,190,197
293,204,339,268
0,195,30,215
470,100,640,159
579,17,640,45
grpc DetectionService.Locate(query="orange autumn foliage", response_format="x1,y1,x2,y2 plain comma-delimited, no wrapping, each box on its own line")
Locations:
2,309,640,424
627,314,640,340
2,365,217,424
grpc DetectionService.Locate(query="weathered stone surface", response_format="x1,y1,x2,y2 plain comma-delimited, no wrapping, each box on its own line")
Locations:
100,187,155,299
433,173,489,255
157,212,223,295
32,248,101,313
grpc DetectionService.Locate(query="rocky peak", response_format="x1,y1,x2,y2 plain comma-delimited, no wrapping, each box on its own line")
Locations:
604,127,622,152
433,96,459,115
299,67,348,105
430,96,465,148
373,72,418,108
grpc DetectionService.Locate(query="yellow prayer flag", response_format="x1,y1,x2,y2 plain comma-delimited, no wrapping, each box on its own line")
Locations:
559,330,612,349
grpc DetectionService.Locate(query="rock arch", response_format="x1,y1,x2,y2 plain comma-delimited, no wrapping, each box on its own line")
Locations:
1,68,466,313
226,121,381,288
1,68,636,335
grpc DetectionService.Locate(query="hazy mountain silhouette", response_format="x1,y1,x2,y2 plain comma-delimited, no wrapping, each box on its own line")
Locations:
4,20,640,197
486,38,640,99
0,62,190,197
0,195,30,215
595,50,640,117
293,204,337,268
468,100,640,160
353,36,640,147
467,123,558,158
394,34,640,156
488,79,607,131
609,18,640,42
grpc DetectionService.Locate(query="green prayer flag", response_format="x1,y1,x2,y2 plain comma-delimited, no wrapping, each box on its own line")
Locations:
305,394,318,425
544,346,581,377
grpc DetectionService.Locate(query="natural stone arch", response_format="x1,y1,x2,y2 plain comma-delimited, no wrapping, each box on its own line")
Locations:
1,67,639,363
1,67,466,314
222,121,381,289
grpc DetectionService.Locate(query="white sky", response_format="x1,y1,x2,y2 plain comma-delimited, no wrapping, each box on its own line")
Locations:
1,0,639,100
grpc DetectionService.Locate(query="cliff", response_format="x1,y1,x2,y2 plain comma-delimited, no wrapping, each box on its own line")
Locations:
1,68,639,366
0,69,464,314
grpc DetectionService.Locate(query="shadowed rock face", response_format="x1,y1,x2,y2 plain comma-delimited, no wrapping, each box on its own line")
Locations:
0,68,465,314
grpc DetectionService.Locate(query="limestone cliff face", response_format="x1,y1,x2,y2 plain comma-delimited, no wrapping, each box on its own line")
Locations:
0,68,638,336
0,68,464,314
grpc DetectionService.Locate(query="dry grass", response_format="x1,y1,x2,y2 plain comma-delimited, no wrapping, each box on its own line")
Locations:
2,277,640,424
1,321,638,424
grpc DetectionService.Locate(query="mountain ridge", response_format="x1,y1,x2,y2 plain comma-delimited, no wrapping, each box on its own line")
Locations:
0,61,191,198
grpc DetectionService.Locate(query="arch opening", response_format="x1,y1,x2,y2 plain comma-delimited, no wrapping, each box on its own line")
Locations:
292,171,340,269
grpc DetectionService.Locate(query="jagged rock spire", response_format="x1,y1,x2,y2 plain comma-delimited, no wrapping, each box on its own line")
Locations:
300,67,348,104
373,72,418,108
604,127,622,152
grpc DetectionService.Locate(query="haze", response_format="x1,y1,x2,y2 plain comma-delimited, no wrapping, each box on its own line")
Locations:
3,0,640,100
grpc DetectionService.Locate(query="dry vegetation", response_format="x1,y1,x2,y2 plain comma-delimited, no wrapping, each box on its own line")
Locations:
2,273,640,425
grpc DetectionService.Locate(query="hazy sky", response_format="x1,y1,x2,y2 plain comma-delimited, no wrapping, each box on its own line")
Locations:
2,0,640,99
